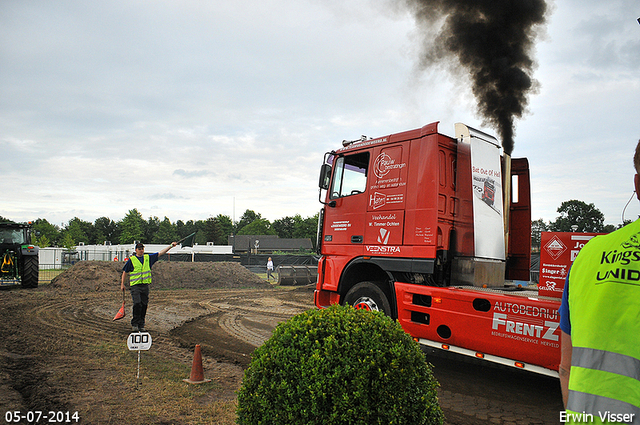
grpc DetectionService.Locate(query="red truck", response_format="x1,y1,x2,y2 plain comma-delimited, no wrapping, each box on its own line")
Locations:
314,121,562,377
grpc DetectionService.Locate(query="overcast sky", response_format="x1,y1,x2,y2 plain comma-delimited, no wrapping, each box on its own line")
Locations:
1,0,639,229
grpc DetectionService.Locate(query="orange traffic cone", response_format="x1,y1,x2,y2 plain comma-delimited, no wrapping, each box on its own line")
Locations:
183,344,211,384
113,289,126,321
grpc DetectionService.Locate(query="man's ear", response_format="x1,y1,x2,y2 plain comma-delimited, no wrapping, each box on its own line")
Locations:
635,174,640,201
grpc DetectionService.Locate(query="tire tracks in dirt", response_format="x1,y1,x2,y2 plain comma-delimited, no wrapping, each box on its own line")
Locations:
169,288,314,367
2,286,564,425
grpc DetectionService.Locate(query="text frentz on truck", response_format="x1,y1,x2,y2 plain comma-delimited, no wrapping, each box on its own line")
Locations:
314,121,564,377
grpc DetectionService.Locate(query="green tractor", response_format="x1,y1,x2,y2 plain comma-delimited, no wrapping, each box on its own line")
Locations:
0,222,39,288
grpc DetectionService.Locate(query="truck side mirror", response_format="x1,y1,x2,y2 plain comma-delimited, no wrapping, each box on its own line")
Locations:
319,164,332,190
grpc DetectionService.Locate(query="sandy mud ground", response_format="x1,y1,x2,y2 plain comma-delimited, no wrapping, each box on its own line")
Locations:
0,261,563,424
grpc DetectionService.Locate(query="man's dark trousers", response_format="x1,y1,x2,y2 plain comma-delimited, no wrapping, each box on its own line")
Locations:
129,284,149,328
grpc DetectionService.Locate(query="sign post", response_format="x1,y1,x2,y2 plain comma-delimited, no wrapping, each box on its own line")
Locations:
127,332,152,389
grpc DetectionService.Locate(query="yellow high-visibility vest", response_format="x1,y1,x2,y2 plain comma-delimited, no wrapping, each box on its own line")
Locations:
566,219,640,423
129,254,151,285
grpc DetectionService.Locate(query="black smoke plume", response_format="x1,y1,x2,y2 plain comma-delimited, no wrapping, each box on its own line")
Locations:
405,0,548,154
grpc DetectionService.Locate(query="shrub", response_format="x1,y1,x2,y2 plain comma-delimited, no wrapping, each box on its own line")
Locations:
236,304,443,425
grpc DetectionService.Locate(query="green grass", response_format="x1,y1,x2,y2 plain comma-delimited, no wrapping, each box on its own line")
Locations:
86,341,237,424
38,267,70,283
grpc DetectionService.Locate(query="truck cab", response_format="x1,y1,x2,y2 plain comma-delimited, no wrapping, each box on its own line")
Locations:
314,122,560,377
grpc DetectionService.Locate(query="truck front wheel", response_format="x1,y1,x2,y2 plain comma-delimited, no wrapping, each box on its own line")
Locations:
343,281,391,317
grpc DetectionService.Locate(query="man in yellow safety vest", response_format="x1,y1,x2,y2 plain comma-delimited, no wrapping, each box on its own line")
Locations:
559,140,640,423
121,241,176,332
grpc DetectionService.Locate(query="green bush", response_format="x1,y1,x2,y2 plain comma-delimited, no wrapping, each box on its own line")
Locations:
236,304,444,425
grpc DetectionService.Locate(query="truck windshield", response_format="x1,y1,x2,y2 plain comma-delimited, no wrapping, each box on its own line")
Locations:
330,152,369,199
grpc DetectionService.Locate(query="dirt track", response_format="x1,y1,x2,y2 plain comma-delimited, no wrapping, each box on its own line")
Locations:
0,261,563,424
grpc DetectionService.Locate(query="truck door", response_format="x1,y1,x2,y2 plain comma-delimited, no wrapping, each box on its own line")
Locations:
364,144,408,247
322,151,369,252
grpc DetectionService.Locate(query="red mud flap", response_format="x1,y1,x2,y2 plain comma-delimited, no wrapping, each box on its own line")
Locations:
314,289,340,308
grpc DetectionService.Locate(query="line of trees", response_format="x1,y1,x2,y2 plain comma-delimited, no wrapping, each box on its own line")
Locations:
3,199,632,252
0,209,319,250
531,199,629,250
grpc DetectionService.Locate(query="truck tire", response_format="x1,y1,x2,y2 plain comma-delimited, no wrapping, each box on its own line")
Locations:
21,255,39,288
343,281,392,317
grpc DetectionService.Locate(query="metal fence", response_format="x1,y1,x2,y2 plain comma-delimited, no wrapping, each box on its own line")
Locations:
38,264,71,284
33,261,537,286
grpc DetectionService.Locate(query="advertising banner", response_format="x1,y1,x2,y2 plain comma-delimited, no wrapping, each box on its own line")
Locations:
539,232,602,298
368,144,408,212
469,136,505,260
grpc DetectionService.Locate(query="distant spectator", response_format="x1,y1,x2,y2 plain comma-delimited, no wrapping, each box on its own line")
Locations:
267,257,275,281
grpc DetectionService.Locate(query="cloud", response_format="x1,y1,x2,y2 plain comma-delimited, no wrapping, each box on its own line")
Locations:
0,0,639,227
148,193,187,201
173,169,212,178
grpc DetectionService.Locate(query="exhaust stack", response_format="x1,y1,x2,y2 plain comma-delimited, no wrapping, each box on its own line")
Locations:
503,153,512,259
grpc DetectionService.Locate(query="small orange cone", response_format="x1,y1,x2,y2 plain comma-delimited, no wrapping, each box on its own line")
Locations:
113,290,126,321
183,344,211,384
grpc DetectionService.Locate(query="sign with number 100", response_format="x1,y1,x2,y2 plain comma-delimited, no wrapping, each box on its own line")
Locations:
127,332,152,351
